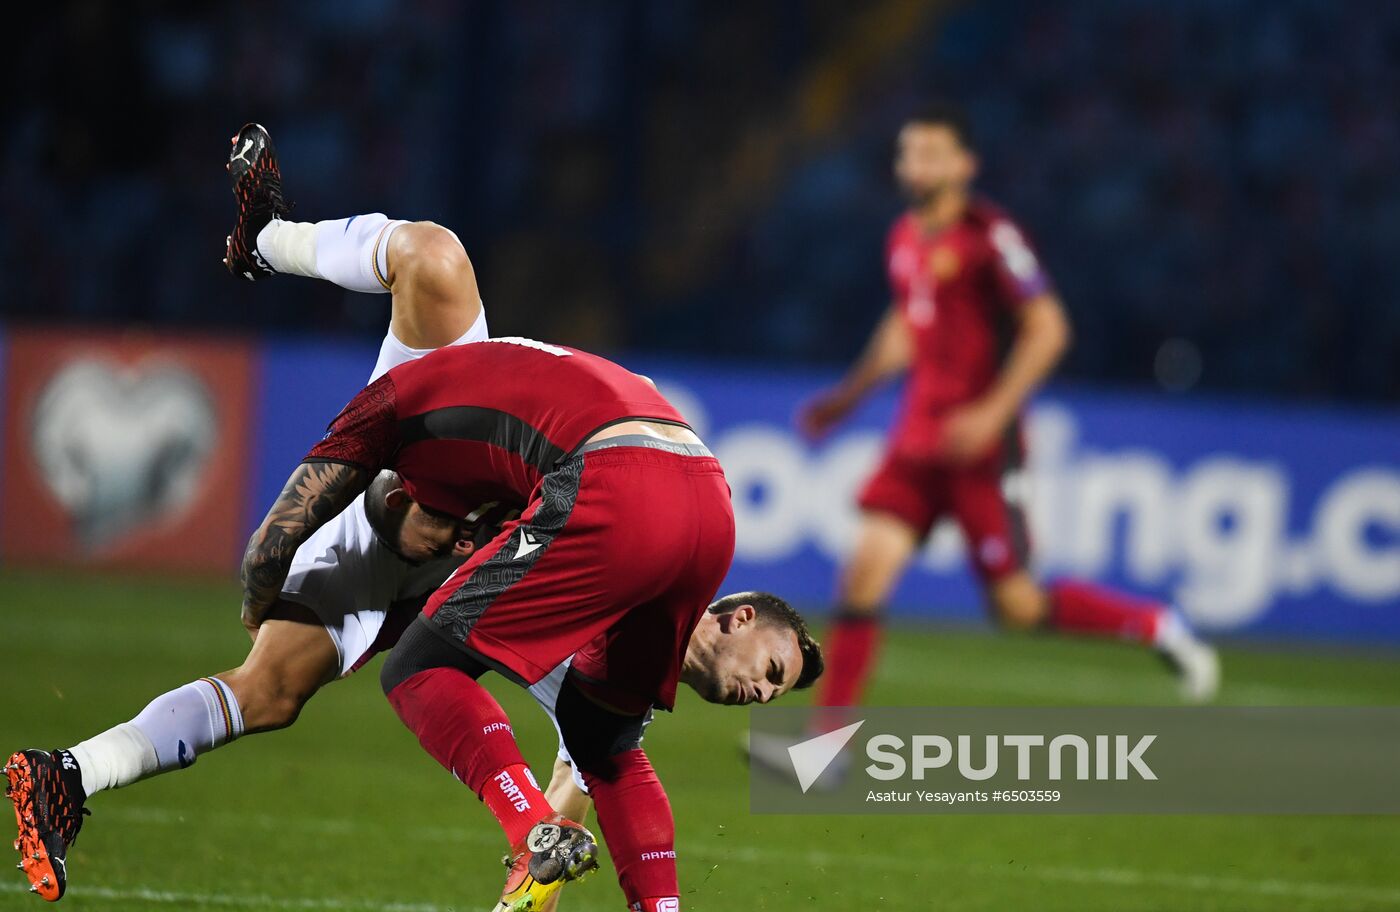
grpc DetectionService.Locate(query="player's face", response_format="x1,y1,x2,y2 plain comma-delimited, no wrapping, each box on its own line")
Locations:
397,502,473,563
692,610,804,706
895,123,975,206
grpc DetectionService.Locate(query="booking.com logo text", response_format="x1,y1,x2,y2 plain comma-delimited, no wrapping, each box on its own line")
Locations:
657,380,1400,632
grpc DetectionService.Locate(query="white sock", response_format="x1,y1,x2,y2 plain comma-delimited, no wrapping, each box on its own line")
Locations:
256,213,406,294
70,677,245,797
1153,609,1195,652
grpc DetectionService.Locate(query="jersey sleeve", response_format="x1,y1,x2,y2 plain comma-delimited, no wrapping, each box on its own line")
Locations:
303,373,400,470
986,218,1052,307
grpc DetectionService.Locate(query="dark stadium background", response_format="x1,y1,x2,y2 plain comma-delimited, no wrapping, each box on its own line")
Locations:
8,0,1399,400
2,4,1398,912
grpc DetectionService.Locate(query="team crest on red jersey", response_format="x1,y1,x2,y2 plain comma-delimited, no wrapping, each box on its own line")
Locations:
927,246,961,281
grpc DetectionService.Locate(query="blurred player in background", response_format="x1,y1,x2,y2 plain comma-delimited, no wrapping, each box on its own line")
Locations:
781,104,1218,734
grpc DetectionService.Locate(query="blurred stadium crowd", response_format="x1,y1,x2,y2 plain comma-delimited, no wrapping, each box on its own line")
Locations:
7,0,1399,402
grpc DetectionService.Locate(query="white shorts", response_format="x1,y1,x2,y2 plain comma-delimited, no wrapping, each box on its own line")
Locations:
279,493,464,677
369,304,488,381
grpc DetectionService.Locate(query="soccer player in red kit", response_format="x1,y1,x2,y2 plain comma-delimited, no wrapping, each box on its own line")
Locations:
241,337,820,912
793,104,1219,724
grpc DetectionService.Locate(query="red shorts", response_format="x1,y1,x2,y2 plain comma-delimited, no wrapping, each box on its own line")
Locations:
856,441,1030,583
421,437,735,713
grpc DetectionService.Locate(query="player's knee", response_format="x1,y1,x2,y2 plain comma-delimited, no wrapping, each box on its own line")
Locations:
987,583,1047,632
839,561,899,611
391,222,472,296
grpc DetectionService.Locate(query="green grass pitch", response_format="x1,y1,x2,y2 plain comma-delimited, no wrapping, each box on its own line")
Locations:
2,568,1399,911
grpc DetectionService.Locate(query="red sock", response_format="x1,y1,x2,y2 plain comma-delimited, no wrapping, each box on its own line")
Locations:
581,749,678,907
386,667,552,845
813,613,881,729
481,763,551,847
1048,580,1163,644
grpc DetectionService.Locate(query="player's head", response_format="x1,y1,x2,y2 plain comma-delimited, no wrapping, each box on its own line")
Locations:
896,101,978,207
683,591,823,706
363,469,475,564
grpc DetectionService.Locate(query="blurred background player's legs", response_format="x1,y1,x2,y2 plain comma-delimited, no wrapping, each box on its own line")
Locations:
988,573,1219,700
812,511,919,723
812,484,1219,737
953,468,1220,702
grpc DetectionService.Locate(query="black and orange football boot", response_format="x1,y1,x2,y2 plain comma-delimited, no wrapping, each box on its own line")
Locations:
224,122,291,281
492,815,600,912
5,750,89,902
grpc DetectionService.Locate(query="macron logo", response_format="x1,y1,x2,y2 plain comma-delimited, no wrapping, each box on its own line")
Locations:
788,721,865,793
515,530,546,560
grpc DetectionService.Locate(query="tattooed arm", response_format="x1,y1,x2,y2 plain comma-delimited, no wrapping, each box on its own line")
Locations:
239,461,370,636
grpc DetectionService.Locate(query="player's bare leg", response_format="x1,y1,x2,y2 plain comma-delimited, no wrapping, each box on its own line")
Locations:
984,570,1047,631
838,511,922,614
543,757,592,826
379,222,482,348
215,604,341,733
816,511,919,714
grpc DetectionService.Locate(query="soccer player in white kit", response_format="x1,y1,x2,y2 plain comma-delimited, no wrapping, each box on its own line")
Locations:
5,125,592,905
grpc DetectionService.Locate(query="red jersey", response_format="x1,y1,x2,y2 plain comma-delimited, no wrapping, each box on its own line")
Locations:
885,197,1052,456
305,338,688,517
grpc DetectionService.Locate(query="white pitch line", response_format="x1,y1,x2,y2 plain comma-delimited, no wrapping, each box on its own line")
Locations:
95,805,1400,907
0,880,456,911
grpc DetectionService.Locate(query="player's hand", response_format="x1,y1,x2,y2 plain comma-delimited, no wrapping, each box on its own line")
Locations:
798,387,857,439
939,399,1009,464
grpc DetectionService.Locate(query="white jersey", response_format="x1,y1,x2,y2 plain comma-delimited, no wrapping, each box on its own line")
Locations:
368,304,486,382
